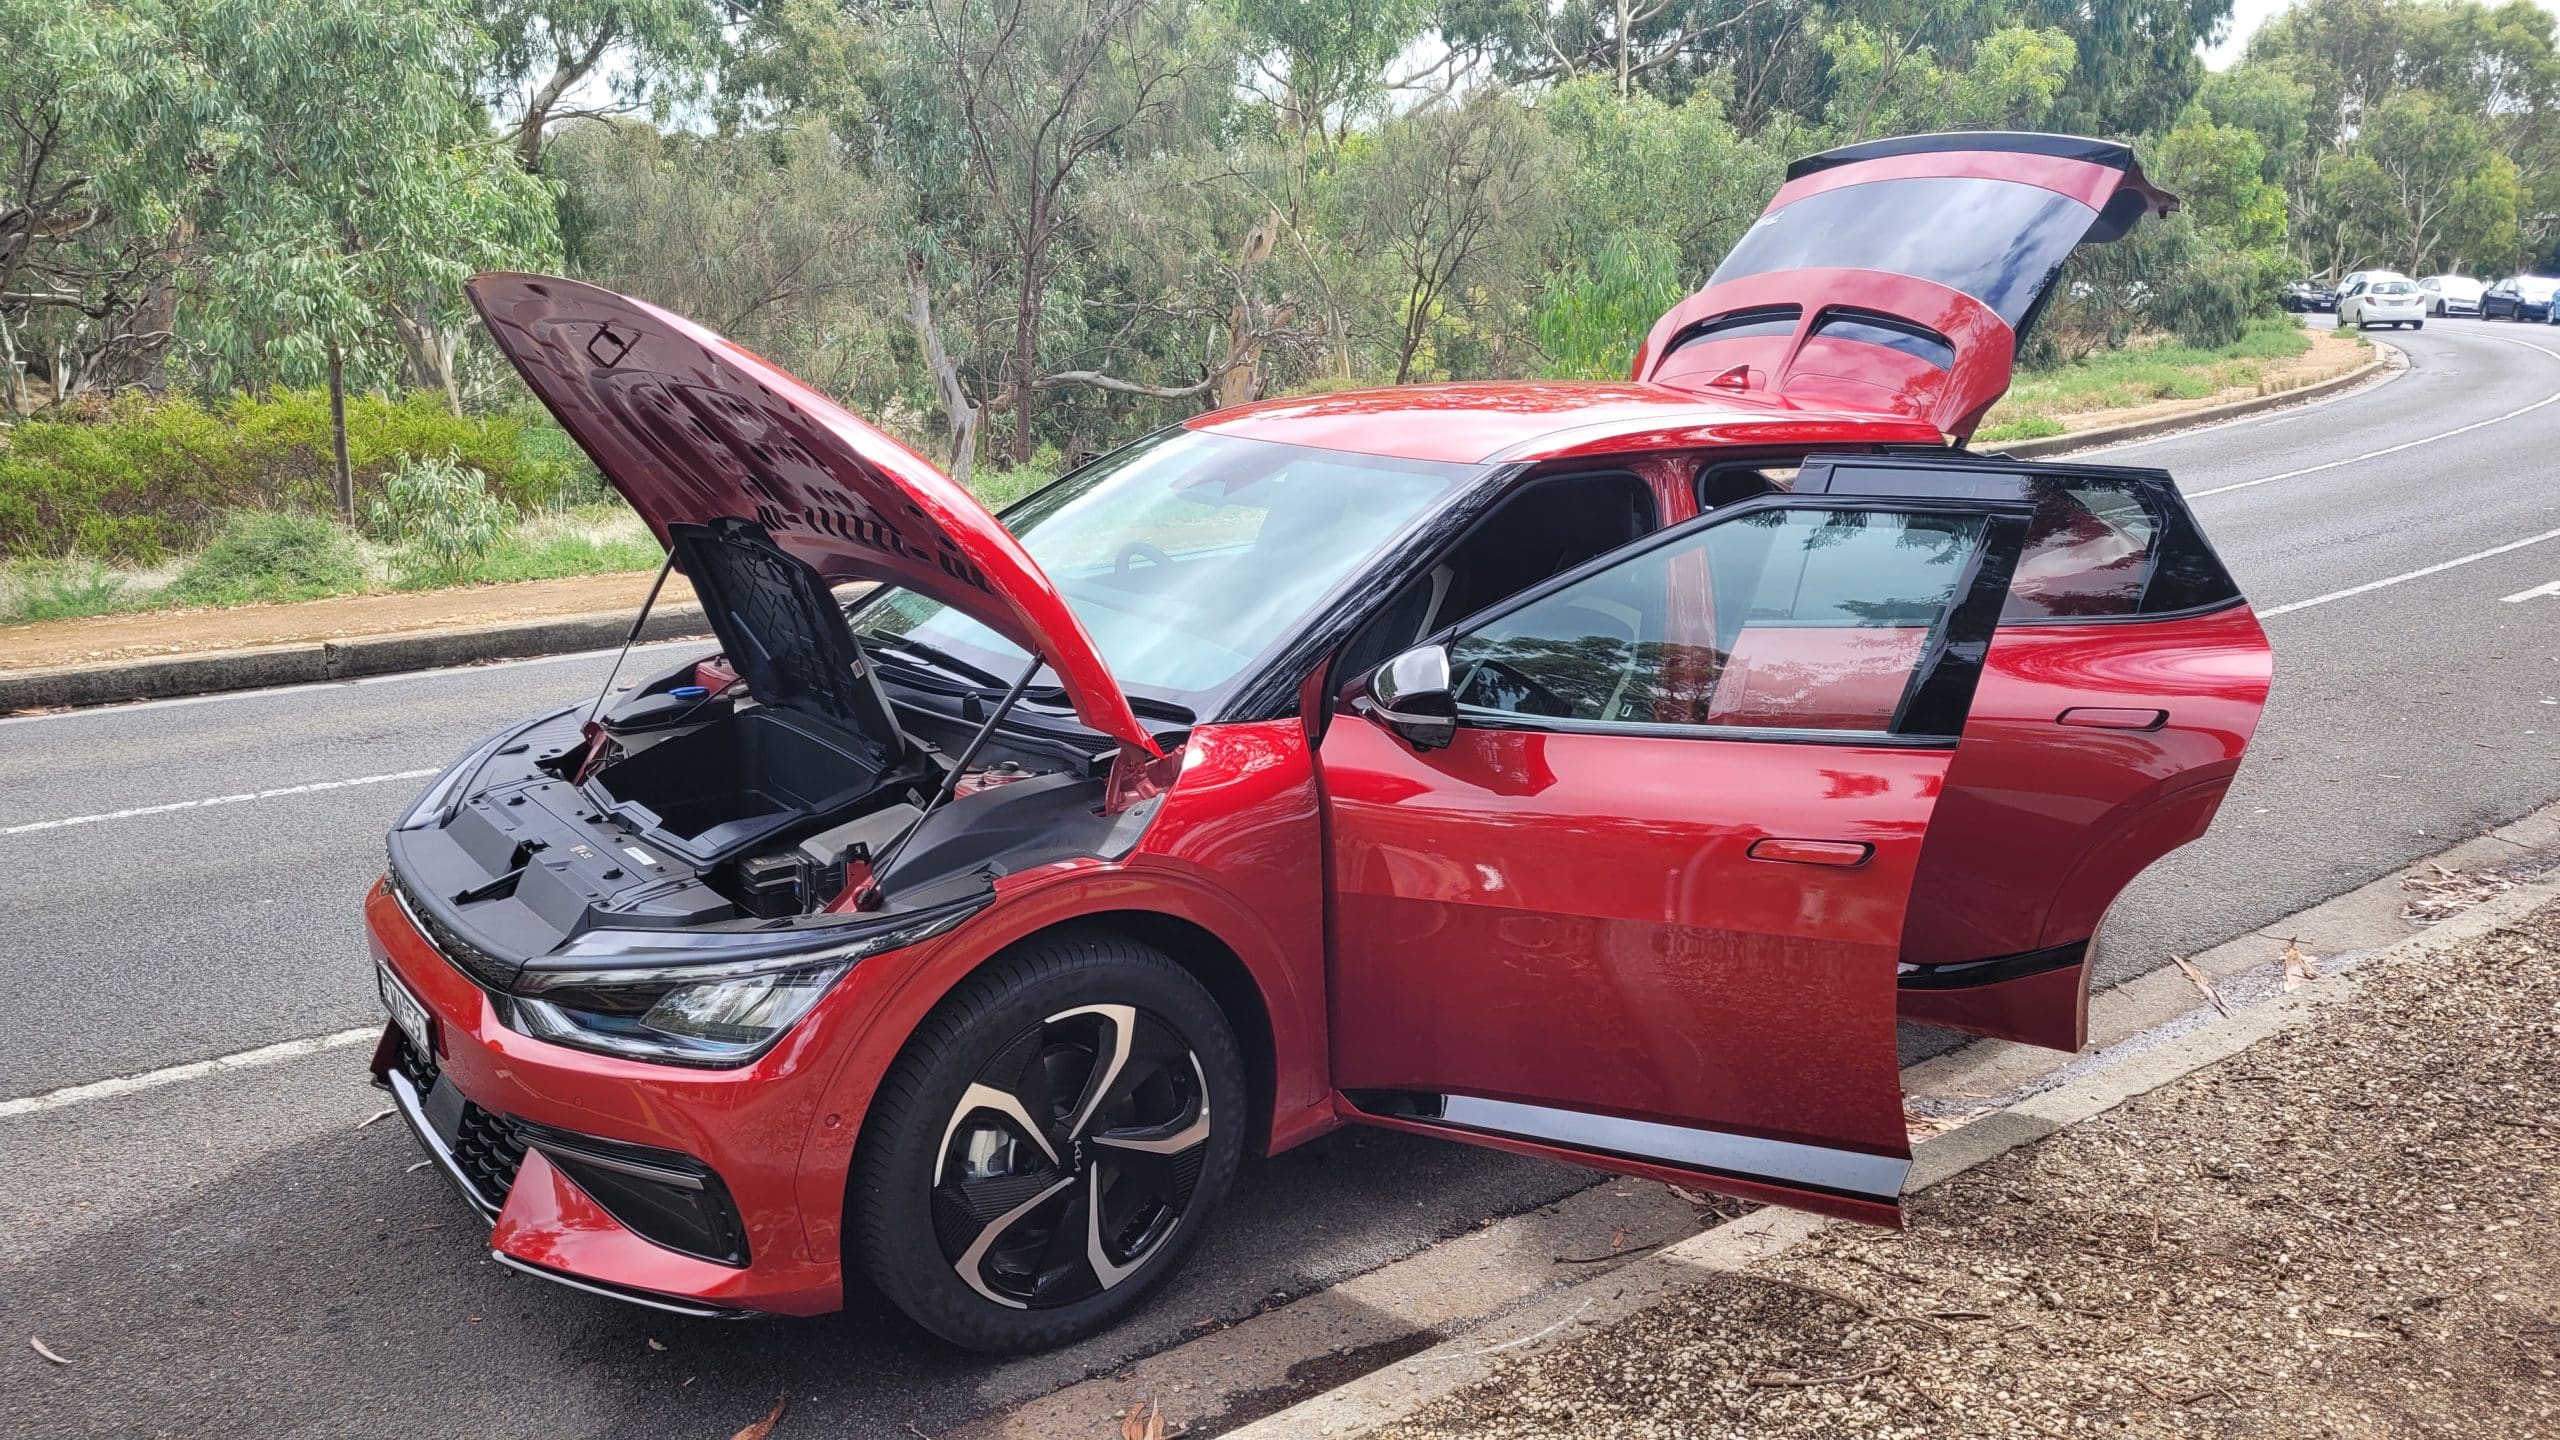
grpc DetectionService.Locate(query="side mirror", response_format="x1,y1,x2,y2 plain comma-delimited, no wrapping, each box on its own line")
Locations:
1367,644,1458,751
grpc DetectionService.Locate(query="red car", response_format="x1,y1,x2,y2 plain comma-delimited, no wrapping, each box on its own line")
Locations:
368,133,2270,1349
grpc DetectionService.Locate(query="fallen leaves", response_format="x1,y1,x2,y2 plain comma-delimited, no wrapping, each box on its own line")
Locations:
30,1336,69,1366
2402,863,2519,925
358,1107,394,1129
2281,937,2319,992
1119,1398,1166,1440
1746,1364,1893,1388
2171,955,2230,1017
731,1394,786,1440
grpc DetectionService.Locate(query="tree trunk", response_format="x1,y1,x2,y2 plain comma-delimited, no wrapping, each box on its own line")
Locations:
327,343,355,525
906,253,981,489
394,306,463,415
1009,263,1041,466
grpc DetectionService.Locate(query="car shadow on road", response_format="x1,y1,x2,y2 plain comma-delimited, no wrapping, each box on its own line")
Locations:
5,1109,1604,1439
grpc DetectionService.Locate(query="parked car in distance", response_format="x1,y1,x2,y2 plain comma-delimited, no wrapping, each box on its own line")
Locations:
2417,275,2484,316
2483,275,2560,321
2282,278,2338,313
2339,274,2426,329
367,132,2271,1351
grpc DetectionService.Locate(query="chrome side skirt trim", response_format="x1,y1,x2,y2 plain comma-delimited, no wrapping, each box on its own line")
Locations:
384,1066,500,1220
1361,1092,1910,1206
489,1251,756,1320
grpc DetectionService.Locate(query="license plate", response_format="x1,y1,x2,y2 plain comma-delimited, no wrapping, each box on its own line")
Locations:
378,962,434,1061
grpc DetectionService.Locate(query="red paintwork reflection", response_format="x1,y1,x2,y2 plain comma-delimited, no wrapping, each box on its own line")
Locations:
1641,268,2016,439
1319,711,1948,1193
1897,605,2274,1046
466,273,1154,756
1186,379,1939,465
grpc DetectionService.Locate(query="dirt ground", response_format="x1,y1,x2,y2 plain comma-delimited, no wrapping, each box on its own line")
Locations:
1377,898,2560,1440
0,569,687,672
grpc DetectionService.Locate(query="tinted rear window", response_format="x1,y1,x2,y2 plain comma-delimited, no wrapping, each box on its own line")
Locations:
1709,177,2098,325
2004,474,2240,621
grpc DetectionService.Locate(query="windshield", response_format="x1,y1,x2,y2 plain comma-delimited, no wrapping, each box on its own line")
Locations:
851,431,1483,710
1708,177,2098,325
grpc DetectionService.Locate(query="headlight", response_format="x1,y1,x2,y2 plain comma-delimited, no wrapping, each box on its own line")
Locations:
511,960,852,1066
499,901,984,1067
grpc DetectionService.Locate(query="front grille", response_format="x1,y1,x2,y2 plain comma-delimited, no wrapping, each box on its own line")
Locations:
392,1028,442,1093
387,1025,525,1210
453,1101,528,1199
387,868,514,988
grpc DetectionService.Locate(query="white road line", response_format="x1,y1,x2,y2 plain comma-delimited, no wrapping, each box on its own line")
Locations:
2502,580,2560,603
2190,332,2560,499
0,768,441,836
2260,525,2560,618
0,1027,378,1119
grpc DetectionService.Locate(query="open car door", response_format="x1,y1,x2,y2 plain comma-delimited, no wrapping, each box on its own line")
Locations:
1795,454,2274,1052
1634,133,2178,441
1319,489,2037,1225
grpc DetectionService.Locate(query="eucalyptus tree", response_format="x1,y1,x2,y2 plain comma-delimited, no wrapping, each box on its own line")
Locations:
80,0,555,509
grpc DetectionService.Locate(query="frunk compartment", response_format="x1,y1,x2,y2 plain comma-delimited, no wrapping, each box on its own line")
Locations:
589,706,885,865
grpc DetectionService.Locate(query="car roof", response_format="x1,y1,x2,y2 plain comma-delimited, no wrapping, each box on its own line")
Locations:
1184,380,1946,466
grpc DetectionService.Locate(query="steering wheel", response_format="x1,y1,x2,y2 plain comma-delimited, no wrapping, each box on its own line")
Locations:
1113,541,1173,578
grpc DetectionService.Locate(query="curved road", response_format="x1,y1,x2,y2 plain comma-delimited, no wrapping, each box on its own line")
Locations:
3,317,2556,1437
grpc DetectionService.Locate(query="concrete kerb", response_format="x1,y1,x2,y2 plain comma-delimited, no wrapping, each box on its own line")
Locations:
1223,848,2560,1440
0,602,710,712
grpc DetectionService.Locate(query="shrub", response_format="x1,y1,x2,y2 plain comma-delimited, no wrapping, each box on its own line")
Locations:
369,451,519,582
0,390,577,562
161,510,365,608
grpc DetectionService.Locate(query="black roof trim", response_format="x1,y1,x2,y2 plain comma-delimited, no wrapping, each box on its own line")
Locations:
1786,131,2136,182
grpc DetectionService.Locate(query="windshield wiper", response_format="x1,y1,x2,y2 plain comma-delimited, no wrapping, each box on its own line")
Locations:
857,633,1014,689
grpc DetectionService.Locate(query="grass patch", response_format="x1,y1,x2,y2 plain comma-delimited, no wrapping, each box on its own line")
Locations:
161,511,366,608
0,558,139,626
395,511,664,589
1982,315,2317,439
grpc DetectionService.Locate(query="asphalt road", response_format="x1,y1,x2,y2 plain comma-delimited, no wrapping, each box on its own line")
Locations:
5,316,2557,1438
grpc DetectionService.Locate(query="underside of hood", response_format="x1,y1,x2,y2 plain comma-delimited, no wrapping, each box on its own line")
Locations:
467,272,1156,757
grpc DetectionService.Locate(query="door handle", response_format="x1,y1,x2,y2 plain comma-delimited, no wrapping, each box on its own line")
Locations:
1747,838,1873,867
2055,706,2168,731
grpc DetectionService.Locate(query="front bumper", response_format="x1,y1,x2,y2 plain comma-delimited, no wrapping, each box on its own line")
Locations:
364,879,854,1317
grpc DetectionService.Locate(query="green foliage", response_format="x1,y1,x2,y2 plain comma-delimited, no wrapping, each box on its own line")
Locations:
399,515,663,588
368,452,520,582
1534,235,1686,380
0,558,137,627
0,391,573,562
161,510,366,608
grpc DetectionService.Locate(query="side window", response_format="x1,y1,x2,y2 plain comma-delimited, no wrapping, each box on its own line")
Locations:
1448,507,1988,735
2004,474,2239,621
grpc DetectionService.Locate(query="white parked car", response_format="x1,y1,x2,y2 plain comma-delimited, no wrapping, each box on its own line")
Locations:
2340,275,2426,330
2418,275,2485,316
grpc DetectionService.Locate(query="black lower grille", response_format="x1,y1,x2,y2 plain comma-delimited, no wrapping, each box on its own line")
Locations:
454,1102,528,1198
392,1028,442,1093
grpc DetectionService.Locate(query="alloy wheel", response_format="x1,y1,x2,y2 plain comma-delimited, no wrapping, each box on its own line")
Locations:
930,1003,1212,1309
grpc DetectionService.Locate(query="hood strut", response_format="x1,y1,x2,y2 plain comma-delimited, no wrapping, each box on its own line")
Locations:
860,652,1046,909
586,549,677,728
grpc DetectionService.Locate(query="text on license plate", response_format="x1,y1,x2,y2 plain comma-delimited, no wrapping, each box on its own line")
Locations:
378,962,432,1059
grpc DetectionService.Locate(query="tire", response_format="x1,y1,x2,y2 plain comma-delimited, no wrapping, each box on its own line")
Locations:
849,928,1247,1352
2413,320,2424,330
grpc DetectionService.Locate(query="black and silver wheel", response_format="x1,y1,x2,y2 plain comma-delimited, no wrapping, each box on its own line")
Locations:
850,930,1244,1351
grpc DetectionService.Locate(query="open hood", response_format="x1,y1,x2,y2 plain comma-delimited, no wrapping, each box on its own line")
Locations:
1634,133,2178,441
468,273,1156,756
